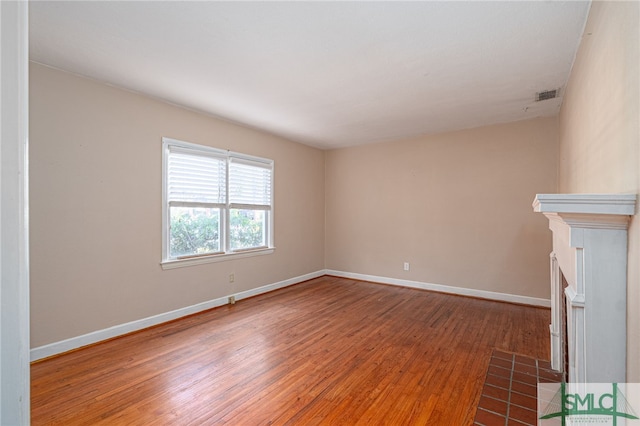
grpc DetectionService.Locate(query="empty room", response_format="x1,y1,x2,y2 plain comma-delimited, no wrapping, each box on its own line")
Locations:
0,0,638,425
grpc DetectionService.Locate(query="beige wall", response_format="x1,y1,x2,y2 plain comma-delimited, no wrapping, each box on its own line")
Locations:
558,1,640,381
325,117,558,299
29,63,325,348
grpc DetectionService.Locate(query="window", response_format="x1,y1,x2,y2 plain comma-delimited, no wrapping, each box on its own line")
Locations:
162,137,273,268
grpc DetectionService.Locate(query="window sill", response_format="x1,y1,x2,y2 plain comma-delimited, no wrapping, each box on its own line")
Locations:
161,247,275,270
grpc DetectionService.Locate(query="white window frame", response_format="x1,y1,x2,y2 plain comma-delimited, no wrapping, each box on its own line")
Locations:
161,137,274,269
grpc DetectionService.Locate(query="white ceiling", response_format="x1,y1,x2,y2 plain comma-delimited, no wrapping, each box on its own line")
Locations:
29,1,591,149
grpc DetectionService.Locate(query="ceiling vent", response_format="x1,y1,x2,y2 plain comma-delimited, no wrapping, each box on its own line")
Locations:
535,88,561,102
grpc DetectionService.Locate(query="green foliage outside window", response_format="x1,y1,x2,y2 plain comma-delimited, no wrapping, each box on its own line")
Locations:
170,207,220,258
170,207,266,258
230,209,265,250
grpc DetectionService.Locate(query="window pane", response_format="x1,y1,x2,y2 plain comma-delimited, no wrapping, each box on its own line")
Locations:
170,206,220,258
230,209,266,250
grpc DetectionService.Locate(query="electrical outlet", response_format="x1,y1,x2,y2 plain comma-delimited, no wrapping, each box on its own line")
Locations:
403,262,410,271
229,273,235,283
228,296,236,305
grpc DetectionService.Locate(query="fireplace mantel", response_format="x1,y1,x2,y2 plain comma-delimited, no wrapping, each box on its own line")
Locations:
533,193,636,383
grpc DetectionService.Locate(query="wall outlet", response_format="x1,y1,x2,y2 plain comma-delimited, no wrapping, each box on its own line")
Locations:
403,262,410,271
229,273,235,283
228,296,236,305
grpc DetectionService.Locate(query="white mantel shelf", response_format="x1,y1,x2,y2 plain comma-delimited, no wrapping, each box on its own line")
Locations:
533,193,636,384
533,193,636,216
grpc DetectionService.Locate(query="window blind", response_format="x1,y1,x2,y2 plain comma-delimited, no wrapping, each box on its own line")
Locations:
229,157,273,209
167,147,226,205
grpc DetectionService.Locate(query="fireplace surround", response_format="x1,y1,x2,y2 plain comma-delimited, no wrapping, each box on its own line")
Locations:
533,194,636,383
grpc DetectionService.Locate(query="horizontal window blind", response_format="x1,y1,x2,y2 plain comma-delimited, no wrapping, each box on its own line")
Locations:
167,147,226,205
229,157,273,209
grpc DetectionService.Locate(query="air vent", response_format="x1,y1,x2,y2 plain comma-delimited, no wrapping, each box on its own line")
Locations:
535,88,561,102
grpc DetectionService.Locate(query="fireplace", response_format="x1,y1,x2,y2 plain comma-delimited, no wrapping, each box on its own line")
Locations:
533,194,636,383
561,273,569,382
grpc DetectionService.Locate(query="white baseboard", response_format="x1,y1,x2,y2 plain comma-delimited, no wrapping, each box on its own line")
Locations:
30,270,325,362
31,269,549,361
325,269,551,308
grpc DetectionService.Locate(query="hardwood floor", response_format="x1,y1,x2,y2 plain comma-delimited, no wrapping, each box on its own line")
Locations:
31,276,550,425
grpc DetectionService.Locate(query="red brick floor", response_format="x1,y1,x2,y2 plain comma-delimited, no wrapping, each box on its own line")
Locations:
473,349,563,426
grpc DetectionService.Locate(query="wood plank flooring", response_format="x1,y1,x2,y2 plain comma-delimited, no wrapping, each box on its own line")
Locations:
31,276,550,425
